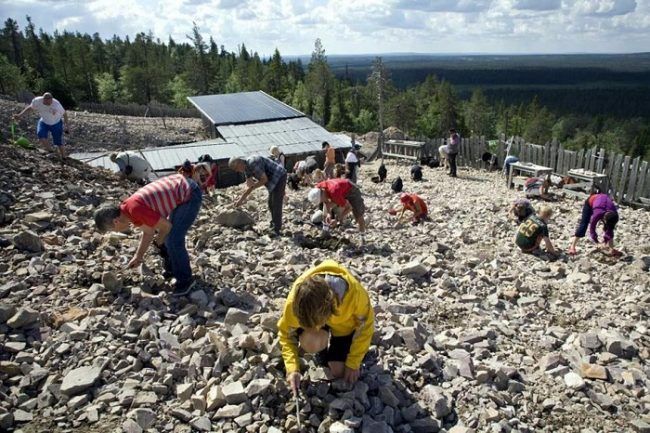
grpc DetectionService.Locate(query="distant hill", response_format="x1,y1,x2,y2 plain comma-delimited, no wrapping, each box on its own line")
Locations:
288,53,650,117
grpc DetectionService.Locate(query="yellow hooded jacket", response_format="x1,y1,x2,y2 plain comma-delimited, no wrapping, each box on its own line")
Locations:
277,260,375,373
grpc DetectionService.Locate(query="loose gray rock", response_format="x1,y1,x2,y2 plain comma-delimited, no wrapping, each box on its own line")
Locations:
6,308,39,328
222,381,247,404
224,308,250,326
12,230,43,252
60,366,103,396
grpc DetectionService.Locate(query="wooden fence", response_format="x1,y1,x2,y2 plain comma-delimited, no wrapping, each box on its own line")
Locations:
380,135,650,206
78,101,199,118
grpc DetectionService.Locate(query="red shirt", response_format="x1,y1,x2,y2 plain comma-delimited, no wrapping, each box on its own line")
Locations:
317,178,353,207
401,193,428,217
120,174,191,227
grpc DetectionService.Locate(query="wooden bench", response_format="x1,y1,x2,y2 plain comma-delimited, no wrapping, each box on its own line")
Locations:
565,169,609,194
382,152,419,161
507,162,553,189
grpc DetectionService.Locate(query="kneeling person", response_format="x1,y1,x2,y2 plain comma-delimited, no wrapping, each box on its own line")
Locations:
93,173,202,295
278,260,375,393
515,205,557,255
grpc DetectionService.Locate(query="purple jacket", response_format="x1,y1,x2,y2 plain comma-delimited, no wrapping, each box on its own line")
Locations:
589,194,617,243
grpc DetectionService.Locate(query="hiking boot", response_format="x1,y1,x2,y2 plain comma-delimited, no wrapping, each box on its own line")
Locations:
172,279,196,297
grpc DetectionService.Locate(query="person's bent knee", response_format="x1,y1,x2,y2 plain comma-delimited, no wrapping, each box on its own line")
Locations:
299,329,328,353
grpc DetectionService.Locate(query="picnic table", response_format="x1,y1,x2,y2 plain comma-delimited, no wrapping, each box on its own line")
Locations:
507,162,553,189
564,168,609,196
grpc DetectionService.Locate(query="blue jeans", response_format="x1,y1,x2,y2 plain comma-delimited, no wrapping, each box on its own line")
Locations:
165,179,202,285
37,120,64,146
503,156,519,176
574,199,592,238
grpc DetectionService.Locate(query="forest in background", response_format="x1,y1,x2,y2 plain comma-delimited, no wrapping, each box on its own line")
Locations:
1,17,649,160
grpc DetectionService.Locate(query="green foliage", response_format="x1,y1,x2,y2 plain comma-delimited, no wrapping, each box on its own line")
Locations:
464,88,493,137
0,54,26,95
305,38,333,125
523,97,555,143
167,75,195,108
95,72,120,102
0,16,648,159
354,109,377,133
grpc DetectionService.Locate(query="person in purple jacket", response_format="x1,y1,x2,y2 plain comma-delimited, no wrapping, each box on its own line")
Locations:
568,193,621,256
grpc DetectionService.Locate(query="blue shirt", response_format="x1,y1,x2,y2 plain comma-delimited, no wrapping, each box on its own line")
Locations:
245,156,287,191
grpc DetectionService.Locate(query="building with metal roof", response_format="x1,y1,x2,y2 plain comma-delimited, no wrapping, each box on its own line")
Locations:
73,91,353,188
185,90,352,186
70,140,248,186
188,91,303,136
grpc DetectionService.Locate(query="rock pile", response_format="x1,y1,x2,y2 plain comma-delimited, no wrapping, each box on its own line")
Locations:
0,98,204,153
0,143,648,433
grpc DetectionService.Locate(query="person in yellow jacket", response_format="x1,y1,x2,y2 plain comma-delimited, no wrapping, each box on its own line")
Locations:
277,260,375,394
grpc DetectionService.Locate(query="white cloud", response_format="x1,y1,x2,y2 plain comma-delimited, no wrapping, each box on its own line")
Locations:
574,0,637,16
513,0,562,11
396,0,493,12
2,0,650,55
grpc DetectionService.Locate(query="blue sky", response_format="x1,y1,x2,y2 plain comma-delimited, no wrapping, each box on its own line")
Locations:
2,0,649,56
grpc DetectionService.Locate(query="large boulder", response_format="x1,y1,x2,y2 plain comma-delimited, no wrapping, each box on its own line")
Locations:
215,209,255,228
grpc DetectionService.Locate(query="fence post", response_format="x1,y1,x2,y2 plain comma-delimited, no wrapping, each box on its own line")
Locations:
609,154,623,200
556,145,564,175
576,149,584,170
616,156,631,203
634,161,648,202
596,148,605,173
584,148,592,170
626,157,641,204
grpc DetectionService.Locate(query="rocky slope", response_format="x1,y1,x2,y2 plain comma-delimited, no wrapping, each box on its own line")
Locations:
0,144,649,433
0,98,205,153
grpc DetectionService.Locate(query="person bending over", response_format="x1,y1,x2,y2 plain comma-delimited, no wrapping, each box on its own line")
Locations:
308,178,366,233
568,193,621,256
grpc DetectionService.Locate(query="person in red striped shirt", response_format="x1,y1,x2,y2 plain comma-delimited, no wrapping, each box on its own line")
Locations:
94,173,203,295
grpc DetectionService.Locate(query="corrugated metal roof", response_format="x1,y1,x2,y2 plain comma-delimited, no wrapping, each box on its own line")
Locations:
187,91,304,126
217,117,351,158
70,140,244,172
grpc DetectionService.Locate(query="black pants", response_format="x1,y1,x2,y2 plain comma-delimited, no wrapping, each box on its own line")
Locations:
268,173,287,234
448,153,458,177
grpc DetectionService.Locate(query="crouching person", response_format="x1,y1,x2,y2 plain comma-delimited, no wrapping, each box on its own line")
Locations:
515,205,558,256
509,198,535,224
93,173,202,296
278,260,375,394
389,193,428,225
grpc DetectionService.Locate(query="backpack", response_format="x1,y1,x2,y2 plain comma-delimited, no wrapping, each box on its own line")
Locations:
411,165,422,181
391,176,403,193
378,163,387,182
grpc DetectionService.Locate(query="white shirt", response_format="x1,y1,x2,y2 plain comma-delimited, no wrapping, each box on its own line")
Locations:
114,151,153,181
30,97,65,125
345,151,359,164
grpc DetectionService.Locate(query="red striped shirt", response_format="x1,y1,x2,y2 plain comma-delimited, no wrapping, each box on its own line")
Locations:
121,174,191,227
